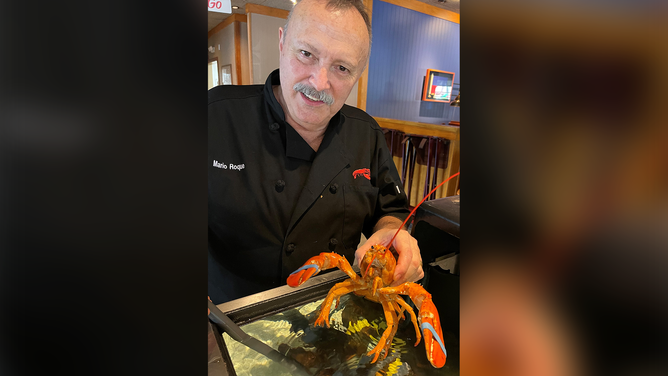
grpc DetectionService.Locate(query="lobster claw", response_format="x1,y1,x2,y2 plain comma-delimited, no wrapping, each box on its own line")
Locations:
287,263,321,287
419,299,447,368
287,252,358,288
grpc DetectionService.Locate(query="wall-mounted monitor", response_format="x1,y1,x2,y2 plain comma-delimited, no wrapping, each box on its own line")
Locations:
422,69,455,103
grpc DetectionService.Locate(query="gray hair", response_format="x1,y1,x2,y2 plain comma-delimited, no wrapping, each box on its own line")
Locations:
283,0,372,48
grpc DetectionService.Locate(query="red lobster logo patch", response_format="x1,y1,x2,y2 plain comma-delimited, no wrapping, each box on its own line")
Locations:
352,168,370,180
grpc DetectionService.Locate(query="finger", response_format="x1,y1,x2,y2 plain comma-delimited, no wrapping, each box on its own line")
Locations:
404,262,425,283
393,237,423,286
392,231,413,283
391,274,407,287
407,237,424,282
392,260,421,286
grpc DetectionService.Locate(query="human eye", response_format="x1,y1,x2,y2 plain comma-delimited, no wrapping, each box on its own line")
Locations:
335,65,351,75
300,50,312,58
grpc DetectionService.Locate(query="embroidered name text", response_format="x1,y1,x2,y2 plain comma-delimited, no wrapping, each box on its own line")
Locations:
213,160,245,171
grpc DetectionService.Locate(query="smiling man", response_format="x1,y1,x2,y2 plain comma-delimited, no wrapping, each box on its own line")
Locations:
208,0,423,303
274,0,370,151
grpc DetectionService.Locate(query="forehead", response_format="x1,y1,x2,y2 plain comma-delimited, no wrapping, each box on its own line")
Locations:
287,3,369,60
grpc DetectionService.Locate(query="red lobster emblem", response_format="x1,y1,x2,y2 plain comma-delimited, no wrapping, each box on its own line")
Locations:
352,168,370,180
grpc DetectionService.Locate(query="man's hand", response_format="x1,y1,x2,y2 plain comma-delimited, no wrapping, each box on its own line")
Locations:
355,227,423,287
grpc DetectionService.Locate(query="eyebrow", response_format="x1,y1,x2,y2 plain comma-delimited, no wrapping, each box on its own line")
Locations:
299,42,320,56
297,41,356,70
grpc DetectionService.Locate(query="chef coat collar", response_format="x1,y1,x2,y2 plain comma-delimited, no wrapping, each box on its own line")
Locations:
264,69,344,162
264,69,287,123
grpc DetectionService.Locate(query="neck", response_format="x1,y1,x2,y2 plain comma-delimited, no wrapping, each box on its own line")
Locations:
273,85,327,152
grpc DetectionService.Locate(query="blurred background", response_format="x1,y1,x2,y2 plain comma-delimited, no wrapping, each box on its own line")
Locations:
463,0,668,375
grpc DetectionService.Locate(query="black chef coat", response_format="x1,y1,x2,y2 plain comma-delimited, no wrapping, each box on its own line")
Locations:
208,69,409,303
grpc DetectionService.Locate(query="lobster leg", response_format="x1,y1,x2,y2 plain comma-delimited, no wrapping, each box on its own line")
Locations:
314,279,358,328
391,300,406,321
367,297,398,363
378,283,447,368
287,252,358,287
394,296,421,347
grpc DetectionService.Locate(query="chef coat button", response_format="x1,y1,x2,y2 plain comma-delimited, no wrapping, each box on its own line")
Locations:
329,184,338,194
275,180,285,192
269,123,280,131
286,243,296,255
328,238,338,251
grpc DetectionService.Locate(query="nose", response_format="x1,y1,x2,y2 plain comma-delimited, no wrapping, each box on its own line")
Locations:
309,66,330,92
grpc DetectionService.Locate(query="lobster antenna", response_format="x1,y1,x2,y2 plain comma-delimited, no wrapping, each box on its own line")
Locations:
385,172,460,248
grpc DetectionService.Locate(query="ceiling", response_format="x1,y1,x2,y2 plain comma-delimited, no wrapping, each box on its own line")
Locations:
208,0,460,31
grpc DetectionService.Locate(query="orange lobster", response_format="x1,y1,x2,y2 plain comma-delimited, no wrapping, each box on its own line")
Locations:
287,172,459,369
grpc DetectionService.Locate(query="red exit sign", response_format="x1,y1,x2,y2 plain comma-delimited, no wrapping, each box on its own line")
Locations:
208,0,231,14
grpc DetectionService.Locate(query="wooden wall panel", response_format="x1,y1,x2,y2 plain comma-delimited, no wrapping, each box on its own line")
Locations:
356,0,373,110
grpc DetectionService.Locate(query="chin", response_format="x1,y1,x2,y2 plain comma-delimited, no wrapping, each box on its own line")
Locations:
294,107,331,127
296,115,329,129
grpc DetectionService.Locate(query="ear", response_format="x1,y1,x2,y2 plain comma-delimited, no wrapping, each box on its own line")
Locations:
278,27,285,53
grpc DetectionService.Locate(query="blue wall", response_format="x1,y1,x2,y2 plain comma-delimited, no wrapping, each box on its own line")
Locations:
366,0,460,124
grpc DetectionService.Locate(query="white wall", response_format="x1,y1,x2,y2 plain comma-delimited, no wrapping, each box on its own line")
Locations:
240,22,250,84
249,13,285,84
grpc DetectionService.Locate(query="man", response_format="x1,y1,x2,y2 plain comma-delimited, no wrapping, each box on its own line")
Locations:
208,0,423,303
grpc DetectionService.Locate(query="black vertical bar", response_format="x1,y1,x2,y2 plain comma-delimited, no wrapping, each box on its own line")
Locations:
431,139,440,199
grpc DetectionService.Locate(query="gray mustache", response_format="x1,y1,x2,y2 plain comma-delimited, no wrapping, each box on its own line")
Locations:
293,83,335,105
